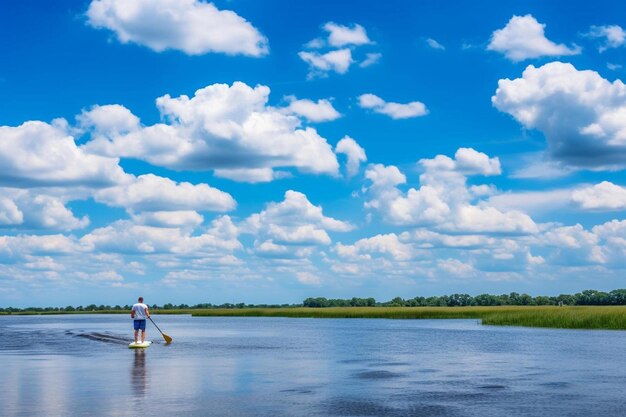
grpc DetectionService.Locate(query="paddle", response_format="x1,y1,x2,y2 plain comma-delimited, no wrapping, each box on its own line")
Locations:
148,316,172,344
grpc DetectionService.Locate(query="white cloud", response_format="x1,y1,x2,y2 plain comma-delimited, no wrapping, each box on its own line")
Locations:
94,173,235,212
572,181,626,210
586,25,626,52
335,233,413,261
213,167,288,183
243,190,353,252
299,49,353,78
0,234,82,259
493,62,626,169
454,205,537,234
358,93,428,119
83,82,340,180
364,149,536,234
540,224,606,265
0,120,128,188
426,38,445,50
86,0,268,56
0,188,89,232
81,216,241,255
487,14,580,61
0,197,23,226
335,136,367,178
284,96,341,122
453,147,502,175
324,22,371,47
130,210,204,228
299,22,378,77
359,52,382,68
488,188,574,216
18,194,89,231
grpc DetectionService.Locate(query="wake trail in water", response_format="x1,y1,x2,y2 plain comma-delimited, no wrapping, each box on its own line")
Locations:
73,331,129,345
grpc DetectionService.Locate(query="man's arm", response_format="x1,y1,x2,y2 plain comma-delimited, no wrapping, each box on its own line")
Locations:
145,306,150,318
130,306,135,319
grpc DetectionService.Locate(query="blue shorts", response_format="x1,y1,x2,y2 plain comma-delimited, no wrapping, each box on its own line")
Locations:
133,319,146,331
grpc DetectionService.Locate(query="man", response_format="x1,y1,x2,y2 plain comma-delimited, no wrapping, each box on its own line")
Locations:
131,296,150,343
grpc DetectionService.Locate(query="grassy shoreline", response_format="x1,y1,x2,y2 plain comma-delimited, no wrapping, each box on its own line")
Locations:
3,306,626,330
191,306,626,330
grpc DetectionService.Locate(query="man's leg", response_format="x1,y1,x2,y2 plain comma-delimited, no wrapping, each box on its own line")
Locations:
141,329,145,343
134,329,139,343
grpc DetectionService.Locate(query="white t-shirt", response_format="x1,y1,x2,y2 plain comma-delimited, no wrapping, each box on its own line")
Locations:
132,303,149,320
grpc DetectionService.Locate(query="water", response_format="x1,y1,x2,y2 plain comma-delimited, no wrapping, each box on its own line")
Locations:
0,315,625,417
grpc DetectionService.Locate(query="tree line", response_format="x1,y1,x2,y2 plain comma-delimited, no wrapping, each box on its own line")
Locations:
303,289,626,307
2,289,626,313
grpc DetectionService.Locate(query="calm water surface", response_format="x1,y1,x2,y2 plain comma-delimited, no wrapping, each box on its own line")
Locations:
0,314,624,416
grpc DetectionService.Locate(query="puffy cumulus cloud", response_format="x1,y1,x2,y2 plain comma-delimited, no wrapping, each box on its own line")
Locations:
572,181,626,210
243,190,352,258
487,15,580,61
94,173,235,212
0,197,23,225
358,94,428,119
324,22,371,47
364,149,537,234
586,25,626,52
300,22,379,78
80,215,241,255
298,49,353,78
0,189,90,231
335,136,367,178
305,22,371,49
130,210,204,228
283,96,341,122
86,0,268,56
0,120,128,188
540,224,607,265
335,233,413,261
451,147,502,176
0,234,82,259
83,82,340,180
77,104,140,137
493,62,626,169
454,205,537,234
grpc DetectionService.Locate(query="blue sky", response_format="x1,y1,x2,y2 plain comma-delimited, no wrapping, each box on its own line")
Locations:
2,0,626,307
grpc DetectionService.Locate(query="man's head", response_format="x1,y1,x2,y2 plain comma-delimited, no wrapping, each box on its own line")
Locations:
138,296,144,303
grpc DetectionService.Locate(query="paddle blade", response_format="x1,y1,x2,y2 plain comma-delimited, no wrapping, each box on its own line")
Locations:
163,333,173,344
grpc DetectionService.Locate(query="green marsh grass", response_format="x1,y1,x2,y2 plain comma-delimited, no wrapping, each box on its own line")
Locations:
4,306,625,330
192,306,626,330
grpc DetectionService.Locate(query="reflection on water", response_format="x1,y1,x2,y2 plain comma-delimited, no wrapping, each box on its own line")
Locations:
131,350,148,396
1,315,626,417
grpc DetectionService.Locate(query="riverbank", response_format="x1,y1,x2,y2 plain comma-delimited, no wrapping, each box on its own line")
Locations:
191,306,626,330
3,306,626,330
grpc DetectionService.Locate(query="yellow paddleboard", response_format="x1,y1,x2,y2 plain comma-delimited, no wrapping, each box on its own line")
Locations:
128,341,152,349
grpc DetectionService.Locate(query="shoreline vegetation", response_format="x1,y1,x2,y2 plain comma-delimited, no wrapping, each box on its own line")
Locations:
1,306,625,330
2,290,626,330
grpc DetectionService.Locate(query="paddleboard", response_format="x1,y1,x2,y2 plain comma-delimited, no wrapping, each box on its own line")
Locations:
128,341,152,349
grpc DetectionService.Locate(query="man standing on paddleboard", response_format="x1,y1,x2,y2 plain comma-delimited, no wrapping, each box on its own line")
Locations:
131,297,150,343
